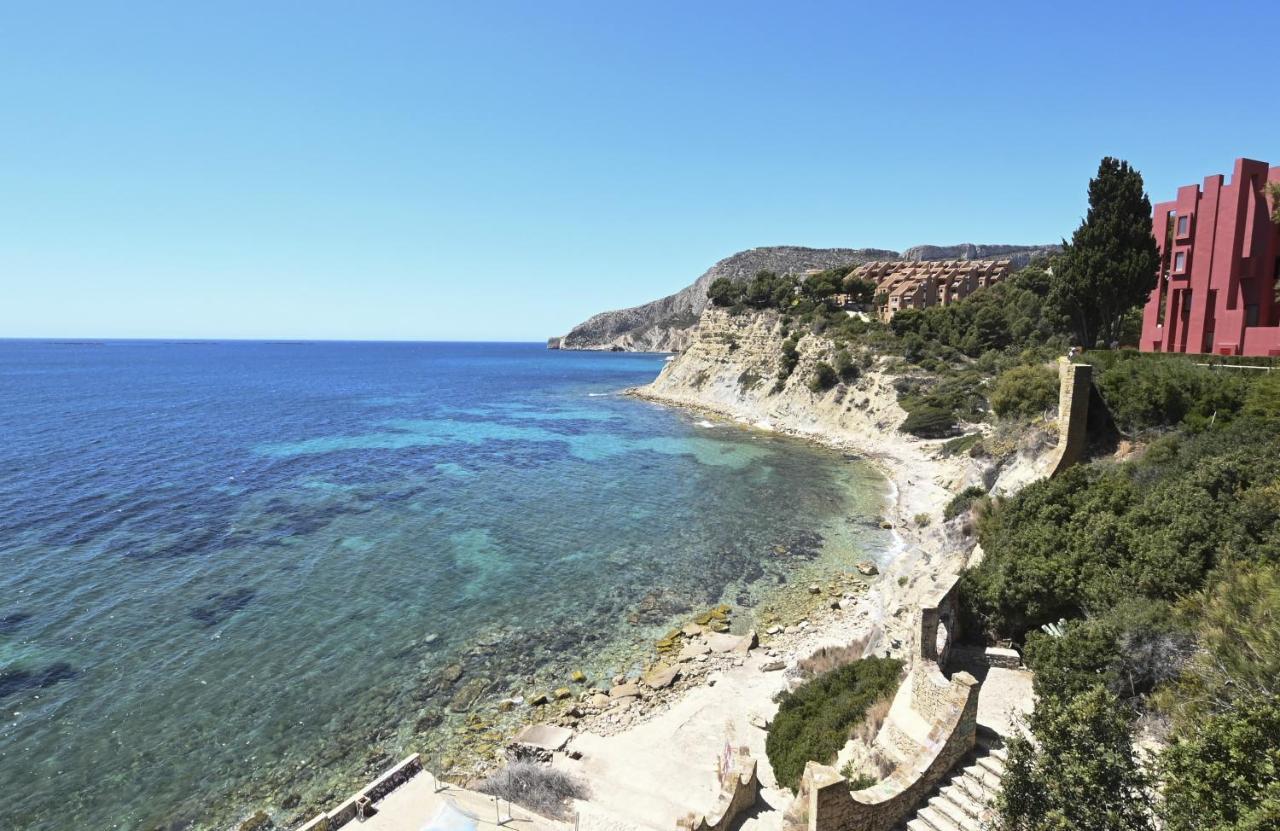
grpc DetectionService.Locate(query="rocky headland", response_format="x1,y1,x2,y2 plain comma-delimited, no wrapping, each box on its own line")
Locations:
552,244,1058,352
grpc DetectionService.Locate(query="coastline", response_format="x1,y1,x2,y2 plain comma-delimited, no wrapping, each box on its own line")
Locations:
538,382,1003,830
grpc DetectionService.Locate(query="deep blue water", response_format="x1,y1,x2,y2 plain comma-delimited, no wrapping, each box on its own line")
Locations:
0,341,889,830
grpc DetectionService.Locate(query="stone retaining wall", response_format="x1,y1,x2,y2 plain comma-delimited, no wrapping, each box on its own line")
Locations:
678,748,761,831
296,753,423,831
1047,361,1091,477
796,576,980,831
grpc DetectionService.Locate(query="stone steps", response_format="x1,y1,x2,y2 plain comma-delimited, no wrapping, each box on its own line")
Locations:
902,737,1007,831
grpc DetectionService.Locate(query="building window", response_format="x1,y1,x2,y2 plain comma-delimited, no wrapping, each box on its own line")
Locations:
1247,304,1260,326
1177,215,1190,237
1174,251,1187,273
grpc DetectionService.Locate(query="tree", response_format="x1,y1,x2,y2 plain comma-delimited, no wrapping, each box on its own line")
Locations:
707,277,738,307
1051,157,1160,348
997,685,1153,831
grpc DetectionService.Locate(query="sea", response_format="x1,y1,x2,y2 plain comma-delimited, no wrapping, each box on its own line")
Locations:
0,340,891,830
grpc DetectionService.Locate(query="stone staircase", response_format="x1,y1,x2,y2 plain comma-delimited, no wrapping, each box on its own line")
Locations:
901,731,1007,831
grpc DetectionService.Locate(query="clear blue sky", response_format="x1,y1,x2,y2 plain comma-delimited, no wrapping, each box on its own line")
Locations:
3,1,1277,341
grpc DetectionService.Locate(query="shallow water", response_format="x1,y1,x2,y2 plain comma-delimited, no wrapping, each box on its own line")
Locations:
0,341,890,829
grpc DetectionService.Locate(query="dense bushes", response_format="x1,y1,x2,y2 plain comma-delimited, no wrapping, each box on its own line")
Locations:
989,364,1058,419
968,412,1280,831
1158,692,1280,831
900,405,957,438
961,417,1280,641
765,657,902,789
1092,353,1259,432
997,686,1153,831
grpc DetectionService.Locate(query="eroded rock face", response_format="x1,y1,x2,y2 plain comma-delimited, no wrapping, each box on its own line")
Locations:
553,243,1057,351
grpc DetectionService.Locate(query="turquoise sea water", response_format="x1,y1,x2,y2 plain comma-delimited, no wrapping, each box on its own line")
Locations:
0,341,890,830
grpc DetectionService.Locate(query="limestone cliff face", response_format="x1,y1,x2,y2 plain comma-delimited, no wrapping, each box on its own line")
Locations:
557,243,1058,352
639,308,911,444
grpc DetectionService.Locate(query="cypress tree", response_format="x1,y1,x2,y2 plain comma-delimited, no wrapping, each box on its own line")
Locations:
1052,157,1160,348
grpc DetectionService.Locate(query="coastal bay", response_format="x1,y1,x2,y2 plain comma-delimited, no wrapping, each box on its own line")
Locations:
0,340,894,831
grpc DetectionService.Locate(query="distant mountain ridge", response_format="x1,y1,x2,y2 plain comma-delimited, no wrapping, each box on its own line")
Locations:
551,243,1058,352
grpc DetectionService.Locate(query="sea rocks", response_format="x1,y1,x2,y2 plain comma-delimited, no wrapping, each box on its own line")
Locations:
414,709,443,732
442,663,464,684
528,692,549,706
238,811,273,831
760,660,786,672
570,670,587,684
808,584,822,595
856,560,879,576
554,687,572,700
588,693,611,708
448,677,489,712
677,641,711,662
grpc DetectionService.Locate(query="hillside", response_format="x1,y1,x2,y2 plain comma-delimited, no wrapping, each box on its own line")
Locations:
551,243,1057,352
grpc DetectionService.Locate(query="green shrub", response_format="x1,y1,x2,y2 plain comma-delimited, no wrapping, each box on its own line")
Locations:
1157,692,1280,831
1093,354,1255,432
765,657,902,789
775,336,800,389
810,362,839,392
913,512,931,527
939,433,982,458
944,485,987,521
990,364,1058,419
960,417,1280,641
997,686,1153,831
900,405,957,438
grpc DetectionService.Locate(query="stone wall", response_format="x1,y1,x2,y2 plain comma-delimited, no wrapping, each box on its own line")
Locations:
295,754,423,831
678,748,761,831
1047,361,1092,477
796,576,980,831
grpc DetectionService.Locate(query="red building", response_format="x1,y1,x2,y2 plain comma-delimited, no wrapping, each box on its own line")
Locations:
1139,157,1280,356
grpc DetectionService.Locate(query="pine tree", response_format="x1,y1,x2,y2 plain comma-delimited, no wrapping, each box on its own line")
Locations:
1051,157,1160,348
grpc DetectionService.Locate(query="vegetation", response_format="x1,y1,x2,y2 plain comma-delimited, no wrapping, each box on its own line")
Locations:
900,404,957,438
765,656,902,789
997,685,1153,831
965,403,1280,830
1158,692,1280,831
989,364,1058,419
809,361,839,392
1051,157,1161,349
944,485,987,521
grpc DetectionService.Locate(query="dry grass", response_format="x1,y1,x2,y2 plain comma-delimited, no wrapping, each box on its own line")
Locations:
850,694,892,747
797,633,871,678
475,762,588,819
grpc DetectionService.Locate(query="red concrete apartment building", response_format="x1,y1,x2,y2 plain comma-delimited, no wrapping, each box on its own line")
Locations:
1140,157,1280,356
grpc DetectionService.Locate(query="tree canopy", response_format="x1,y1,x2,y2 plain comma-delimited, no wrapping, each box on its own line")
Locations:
1051,157,1160,348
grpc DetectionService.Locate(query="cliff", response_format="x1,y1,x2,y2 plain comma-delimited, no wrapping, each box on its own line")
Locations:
555,243,1058,351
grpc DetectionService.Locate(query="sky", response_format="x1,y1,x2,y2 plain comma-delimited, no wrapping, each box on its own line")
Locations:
2,1,1278,341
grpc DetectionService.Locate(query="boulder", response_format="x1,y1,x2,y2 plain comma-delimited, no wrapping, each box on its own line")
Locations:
609,682,640,699
677,641,711,662
643,664,681,690
760,660,786,672
856,560,879,576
